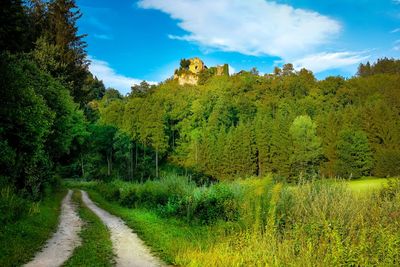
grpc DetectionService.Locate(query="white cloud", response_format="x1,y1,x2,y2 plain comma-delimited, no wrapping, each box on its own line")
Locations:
228,65,236,75
391,28,400,33
138,0,341,60
292,51,370,73
88,57,157,95
393,40,400,51
87,17,111,31
93,34,113,40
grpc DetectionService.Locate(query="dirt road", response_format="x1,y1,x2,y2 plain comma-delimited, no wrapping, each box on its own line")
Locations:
24,190,83,267
80,190,164,267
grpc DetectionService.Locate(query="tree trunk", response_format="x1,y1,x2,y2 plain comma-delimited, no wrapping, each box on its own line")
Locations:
155,149,159,178
143,144,146,162
107,156,111,176
107,150,113,176
257,149,261,177
195,141,198,163
129,143,133,180
135,143,138,169
80,153,85,177
172,129,175,149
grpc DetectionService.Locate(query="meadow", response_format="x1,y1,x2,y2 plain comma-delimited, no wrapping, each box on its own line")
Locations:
66,175,400,266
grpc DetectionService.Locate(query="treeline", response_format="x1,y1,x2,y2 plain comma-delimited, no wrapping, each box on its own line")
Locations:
97,61,400,182
2,1,399,200
0,0,106,200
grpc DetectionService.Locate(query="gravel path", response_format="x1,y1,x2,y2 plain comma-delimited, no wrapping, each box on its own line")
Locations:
81,190,164,267
24,190,83,267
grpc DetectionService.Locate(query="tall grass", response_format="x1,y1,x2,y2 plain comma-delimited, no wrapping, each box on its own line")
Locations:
0,190,66,267
0,187,29,225
67,176,400,266
177,178,400,266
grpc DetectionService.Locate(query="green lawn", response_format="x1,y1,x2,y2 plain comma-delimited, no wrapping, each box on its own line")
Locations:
63,190,115,267
0,190,66,267
347,177,389,193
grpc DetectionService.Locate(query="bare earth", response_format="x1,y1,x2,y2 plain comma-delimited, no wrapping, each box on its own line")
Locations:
81,190,164,267
24,190,83,267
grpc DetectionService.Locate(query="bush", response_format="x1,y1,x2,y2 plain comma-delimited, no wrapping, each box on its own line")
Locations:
374,149,400,177
0,187,29,225
139,182,170,207
94,182,120,202
120,186,139,207
380,178,400,200
87,174,243,224
193,183,242,224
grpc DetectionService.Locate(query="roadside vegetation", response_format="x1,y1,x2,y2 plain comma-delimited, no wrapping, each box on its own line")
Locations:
0,189,66,267
64,191,114,267
67,174,400,266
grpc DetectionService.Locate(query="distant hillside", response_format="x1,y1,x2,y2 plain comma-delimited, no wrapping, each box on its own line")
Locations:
96,58,400,181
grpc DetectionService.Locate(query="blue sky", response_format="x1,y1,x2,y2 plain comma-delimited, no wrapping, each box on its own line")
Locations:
77,0,400,94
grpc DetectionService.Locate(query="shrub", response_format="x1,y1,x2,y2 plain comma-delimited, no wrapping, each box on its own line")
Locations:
191,183,242,224
120,187,139,207
374,149,400,177
89,175,243,224
380,178,400,200
94,182,120,202
0,187,29,225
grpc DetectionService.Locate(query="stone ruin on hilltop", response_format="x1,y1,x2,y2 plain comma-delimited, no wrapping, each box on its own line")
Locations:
174,57,229,85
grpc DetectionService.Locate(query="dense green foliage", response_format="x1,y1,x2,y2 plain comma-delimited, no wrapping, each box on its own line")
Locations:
94,60,400,182
64,191,115,267
335,129,373,178
0,54,86,199
0,0,107,203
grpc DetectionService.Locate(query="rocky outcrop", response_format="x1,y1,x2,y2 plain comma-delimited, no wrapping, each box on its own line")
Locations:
174,57,229,86
174,72,199,86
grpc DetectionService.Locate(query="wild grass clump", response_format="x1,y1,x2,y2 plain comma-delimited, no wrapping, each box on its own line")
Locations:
380,177,400,199
0,190,65,267
176,178,400,266
182,182,243,224
0,187,29,225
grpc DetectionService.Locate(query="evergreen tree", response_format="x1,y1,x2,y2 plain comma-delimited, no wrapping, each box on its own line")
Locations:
0,0,31,52
255,109,274,177
335,129,373,178
40,0,89,105
289,115,322,180
269,103,293,178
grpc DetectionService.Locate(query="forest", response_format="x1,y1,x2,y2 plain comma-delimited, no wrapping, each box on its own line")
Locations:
95,59,400,182
1,0,400,266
